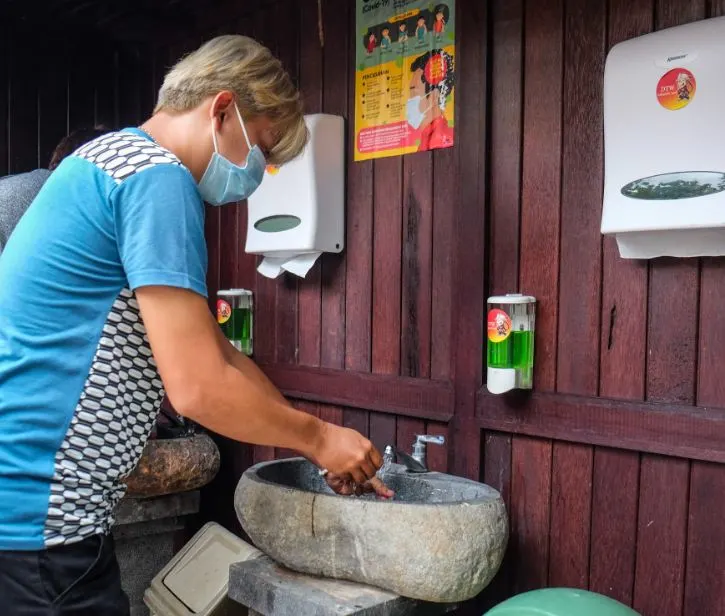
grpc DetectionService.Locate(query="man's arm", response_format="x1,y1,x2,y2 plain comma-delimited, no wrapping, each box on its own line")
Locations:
136,285,381,485
106,165,383,477
213,324,288,404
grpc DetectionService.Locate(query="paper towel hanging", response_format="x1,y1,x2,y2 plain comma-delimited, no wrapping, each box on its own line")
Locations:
246,113,345,278
601,16,725,259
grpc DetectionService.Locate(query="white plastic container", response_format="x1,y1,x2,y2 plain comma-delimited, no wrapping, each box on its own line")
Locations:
602,16,725,258
246,113,345,278
486,294,536,394
144,522,262,616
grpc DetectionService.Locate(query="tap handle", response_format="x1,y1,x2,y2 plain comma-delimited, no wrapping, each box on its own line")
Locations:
414,434,445,446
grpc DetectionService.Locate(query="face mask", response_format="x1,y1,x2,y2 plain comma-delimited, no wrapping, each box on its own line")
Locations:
406,95,431,130
198,103,266,206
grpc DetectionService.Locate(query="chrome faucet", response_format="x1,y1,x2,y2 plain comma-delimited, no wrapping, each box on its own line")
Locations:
389,435,445,473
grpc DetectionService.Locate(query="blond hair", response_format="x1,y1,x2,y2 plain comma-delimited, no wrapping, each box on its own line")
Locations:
156,35,308,166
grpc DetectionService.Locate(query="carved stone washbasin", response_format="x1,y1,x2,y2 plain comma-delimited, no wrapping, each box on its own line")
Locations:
124,433,220,498
234,458,508,603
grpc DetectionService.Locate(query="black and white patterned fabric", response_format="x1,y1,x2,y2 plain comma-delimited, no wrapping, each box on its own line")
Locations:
43,132,176,547
74,131,181,184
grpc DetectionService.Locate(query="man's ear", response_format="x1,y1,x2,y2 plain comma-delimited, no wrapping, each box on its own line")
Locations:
209,91,235,128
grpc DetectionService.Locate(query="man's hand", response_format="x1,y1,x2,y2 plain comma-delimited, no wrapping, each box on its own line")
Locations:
324,473,395,499
307,422,384,485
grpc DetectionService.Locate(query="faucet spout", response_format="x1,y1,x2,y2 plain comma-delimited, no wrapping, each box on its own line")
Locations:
388,435,445,473
393,447,428,473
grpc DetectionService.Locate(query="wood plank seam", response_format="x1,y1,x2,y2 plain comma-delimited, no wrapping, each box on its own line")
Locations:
477,388,725,464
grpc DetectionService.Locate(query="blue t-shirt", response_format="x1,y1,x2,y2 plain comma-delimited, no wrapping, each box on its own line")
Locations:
0,128,207,550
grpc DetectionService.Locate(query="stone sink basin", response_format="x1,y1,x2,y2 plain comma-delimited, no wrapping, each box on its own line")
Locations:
235,458,508,603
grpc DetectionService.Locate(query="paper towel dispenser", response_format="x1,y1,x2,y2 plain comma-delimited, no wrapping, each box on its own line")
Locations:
601,16,725,259
246,113,345,278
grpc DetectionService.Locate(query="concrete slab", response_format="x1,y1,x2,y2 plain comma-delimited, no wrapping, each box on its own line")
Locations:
229,555,458,616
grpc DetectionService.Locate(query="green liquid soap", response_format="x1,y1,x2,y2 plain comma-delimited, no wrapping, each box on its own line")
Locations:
512,329,534,369
488,337,514,369
220,307,253,355
512,328,534,388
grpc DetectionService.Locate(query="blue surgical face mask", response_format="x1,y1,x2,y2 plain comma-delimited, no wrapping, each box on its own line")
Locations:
406,94,432,130
198,103,266,206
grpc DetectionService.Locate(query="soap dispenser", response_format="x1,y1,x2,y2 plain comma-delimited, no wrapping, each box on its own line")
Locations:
486,294,536,394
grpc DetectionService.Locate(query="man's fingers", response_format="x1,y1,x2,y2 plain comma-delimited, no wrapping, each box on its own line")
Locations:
350,468,368,486
365,477,394,499
368,447,383,469
325,474,352,495
326,473,394,499
360,459,377,481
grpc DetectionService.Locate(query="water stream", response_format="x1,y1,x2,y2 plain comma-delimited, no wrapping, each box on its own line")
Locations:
377,445,395,480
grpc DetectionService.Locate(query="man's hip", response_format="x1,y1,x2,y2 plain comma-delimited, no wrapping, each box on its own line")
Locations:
0,532,129,615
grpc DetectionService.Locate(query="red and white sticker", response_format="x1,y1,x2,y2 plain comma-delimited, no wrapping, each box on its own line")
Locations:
217,299,232,325
657,68,696,110
487,309,512,343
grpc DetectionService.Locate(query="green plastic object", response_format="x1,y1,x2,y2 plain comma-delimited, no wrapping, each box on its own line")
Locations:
484,588,642,616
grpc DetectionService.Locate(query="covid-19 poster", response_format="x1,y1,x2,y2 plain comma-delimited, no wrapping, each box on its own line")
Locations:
354,0,456,161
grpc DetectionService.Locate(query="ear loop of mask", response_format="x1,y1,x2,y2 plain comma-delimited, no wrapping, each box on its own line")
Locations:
234,104,254,152
211,117,220,153
210,103,254,156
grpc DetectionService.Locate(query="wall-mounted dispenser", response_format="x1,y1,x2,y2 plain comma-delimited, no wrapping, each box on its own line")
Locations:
601,16,725,259
217,289,253,356
486,294,536,395
246,113,345,278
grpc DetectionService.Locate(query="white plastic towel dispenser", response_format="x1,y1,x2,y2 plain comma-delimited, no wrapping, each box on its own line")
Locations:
246,113,345,278
601,16,725,259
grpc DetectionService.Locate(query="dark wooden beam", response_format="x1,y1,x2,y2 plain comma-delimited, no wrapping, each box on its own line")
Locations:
1,0,278,45
477,388,725,464
260,364,454,422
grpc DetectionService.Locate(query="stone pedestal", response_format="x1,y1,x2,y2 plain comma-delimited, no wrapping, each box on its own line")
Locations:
113,491,200,616
229,555,458,616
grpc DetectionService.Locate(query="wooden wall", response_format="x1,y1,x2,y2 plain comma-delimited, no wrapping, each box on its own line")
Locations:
0,25,163,177
480,2,725,614
199,1,725,615
4,1,725,614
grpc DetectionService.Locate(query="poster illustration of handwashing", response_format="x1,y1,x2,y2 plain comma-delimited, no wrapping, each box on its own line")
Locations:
354,0,456,161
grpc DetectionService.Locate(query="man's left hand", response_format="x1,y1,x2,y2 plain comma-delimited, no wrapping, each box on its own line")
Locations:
324,473,394,499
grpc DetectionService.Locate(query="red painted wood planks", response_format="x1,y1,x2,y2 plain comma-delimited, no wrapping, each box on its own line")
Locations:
272,0,300,366
511,436,552,594
296,0,324,369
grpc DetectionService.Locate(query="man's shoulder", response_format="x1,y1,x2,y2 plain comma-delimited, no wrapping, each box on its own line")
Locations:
75,130,184,186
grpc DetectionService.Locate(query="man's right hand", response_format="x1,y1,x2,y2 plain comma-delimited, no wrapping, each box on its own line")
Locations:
308,422,383,485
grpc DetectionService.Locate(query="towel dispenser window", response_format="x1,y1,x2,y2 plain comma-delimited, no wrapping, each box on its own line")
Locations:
254,215,302,233
621,171,725,201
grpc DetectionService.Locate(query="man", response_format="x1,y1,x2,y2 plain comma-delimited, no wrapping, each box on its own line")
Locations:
0,128,109,254
0,35,389,615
